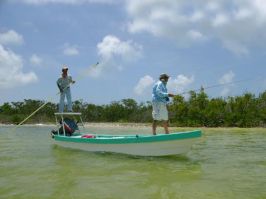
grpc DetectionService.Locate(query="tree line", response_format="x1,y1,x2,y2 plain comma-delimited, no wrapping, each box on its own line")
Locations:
1,89,266,127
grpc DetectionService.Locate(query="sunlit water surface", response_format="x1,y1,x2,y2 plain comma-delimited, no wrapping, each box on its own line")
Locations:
0,125,266,199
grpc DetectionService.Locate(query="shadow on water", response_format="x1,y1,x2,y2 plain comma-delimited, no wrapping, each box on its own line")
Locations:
50,142,202,168
50,143,202,180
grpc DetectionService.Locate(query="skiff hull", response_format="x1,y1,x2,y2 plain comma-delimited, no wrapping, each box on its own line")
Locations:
52,130,202,156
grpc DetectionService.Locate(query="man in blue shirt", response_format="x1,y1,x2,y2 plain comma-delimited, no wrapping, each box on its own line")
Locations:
57,66,75,112
152,73,175,135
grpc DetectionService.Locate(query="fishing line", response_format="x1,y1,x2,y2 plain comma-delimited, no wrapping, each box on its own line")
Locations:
179,76,264,95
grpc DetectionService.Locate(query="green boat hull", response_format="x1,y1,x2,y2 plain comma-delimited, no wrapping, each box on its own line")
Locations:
52,130,202,156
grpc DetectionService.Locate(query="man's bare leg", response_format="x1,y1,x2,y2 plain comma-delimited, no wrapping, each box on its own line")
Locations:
163,120,169,134
152,120,157,135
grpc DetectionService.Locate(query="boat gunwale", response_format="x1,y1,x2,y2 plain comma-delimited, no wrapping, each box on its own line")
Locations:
53,130,202,144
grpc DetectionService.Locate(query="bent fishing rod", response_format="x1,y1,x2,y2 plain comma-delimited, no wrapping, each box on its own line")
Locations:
17,62,99,126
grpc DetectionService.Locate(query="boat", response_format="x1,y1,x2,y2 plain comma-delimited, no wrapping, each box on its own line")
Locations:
51,112,202,156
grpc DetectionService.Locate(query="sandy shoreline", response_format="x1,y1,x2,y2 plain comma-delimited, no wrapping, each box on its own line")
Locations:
0,122,151,128
1,123,266,132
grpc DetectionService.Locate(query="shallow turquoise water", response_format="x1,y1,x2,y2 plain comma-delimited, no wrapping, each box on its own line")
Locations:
0,125,266,199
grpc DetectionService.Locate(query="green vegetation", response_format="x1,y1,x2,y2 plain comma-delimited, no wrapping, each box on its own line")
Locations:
1,89,266,127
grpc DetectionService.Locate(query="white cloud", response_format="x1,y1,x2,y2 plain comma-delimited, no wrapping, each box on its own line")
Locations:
0,30,24,46
134,74,194,97
187,30,206,41
212,13,229,27
0,45,38,89
189,11,205,22
14,0,116,5
206,2,220,12
63,44,79,56
234,8,252,20
134,75,155,95
30,54,42,66
219,70,235,96
168,74,194,94
97,35,142,61
219,71,235,84
126,0,266,55
85,35,142,77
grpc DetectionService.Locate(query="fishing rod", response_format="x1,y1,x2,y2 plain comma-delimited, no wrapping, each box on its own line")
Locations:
17,62,99,126
178,76,263,95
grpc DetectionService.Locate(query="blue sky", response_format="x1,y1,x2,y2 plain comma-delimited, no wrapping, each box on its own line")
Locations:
1,0,266,105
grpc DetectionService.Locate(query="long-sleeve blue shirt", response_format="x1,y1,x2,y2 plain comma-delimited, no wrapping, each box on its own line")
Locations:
152,80,169,104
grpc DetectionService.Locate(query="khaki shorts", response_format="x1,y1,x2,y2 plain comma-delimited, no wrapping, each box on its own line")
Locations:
152,101,168,121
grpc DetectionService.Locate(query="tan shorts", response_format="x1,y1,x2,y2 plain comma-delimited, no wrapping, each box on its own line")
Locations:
152,102,168,121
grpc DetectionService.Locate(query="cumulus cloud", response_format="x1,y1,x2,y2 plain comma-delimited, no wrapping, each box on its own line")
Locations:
219,71,235,96
63,44,79,56
187,30,206,41
0,45,38,89
134,74,194,96
30,54,42,66
84,35,142,77
126,0,266,55
212,13,229,27
134,75,155,95
0,30,24,46
13,0,116,5
168,74,194,94
97,35,142,62
219,70,235,84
